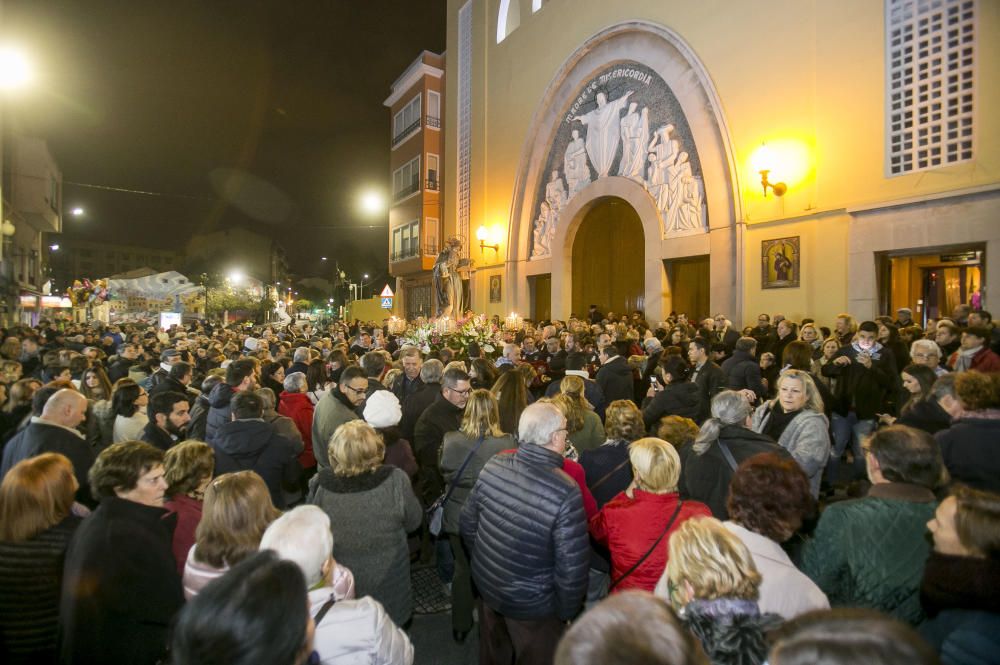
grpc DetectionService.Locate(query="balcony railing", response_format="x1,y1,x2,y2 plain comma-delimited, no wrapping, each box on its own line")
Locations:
393,179,421,202
425,115,441,129
390,241,439,263
425,178,439,191
391,118,421,147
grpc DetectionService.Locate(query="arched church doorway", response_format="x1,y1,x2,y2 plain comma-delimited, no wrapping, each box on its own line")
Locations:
571,197,644,317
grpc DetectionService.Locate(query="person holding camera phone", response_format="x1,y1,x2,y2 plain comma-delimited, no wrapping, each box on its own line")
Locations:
641,356,703,431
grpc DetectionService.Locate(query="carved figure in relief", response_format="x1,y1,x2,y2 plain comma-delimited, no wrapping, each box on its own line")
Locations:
573,90,634,178
531,201,554,259
617,103,649,182
545,170,567,215
645,124,679,211
677,174,705,233
664,151,690,232
564,129,591,198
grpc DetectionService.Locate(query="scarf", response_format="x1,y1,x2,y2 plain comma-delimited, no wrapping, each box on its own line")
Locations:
953,345,982,373
850,339,884,359
921,551,1000,618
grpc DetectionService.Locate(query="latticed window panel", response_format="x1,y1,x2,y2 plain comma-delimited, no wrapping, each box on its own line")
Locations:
887,0,975,175
457,1,473,257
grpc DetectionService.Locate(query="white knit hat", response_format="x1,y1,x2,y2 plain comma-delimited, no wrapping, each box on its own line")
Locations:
363,390,402,429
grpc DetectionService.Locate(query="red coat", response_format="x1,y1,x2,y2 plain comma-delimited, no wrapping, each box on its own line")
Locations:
163,493,202,576
589,490,711,592
948,347,1000,373
279,391,316,468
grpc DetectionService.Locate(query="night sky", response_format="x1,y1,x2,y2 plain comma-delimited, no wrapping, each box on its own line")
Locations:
4,0,448,284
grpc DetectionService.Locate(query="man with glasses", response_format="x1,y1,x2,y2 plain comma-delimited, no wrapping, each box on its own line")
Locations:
312,365,366,471
413,367,471,506
461,401,588,663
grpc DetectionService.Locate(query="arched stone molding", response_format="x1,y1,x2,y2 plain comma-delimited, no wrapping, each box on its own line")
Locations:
506,20,743,323
549,177,665,321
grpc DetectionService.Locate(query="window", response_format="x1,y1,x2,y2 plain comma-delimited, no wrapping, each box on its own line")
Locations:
425,217,439,256
426,154,439,190
392,156,421,201
392,94,422,147
886,0,975,175
497,0,521,43
427,91,441,128
391,219,421,261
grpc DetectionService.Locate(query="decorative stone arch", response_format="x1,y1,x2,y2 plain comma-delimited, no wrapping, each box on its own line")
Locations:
549,177,664,320
507,20,743,323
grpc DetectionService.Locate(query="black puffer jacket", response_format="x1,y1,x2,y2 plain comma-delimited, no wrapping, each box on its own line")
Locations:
212,419,302,509
641,382,703,430
187,393,212,442
596,356,634,404
721,350,767,400
461,442,589,621
205,382,237,444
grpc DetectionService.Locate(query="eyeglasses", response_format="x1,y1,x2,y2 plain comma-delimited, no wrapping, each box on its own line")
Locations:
448,387,471,396
343,384,367,395
912,353,938,360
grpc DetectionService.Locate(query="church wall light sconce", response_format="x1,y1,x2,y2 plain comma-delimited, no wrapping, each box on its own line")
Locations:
476,225,500,254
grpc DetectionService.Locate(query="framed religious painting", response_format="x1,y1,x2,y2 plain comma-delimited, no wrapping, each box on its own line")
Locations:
761,237,800,289
489,275,502,303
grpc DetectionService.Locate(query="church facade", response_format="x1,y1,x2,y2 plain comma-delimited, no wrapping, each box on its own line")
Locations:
434,0,999,326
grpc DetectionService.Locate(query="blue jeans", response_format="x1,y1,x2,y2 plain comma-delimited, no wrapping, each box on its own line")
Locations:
825,412,874,484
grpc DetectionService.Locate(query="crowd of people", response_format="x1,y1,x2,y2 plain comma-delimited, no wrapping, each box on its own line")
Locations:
0,302,997,665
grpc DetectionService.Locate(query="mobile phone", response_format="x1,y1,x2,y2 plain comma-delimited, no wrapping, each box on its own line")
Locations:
650,376,660,388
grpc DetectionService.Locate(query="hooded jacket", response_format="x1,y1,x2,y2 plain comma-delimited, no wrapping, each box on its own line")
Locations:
641,381,703,430
205,382,238,444
212,419,302,509
596,355,634,404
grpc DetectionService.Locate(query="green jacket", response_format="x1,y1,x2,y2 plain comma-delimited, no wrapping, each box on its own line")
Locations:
801,482,936,625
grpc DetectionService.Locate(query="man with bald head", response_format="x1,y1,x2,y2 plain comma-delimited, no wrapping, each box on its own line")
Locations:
0,388,95,506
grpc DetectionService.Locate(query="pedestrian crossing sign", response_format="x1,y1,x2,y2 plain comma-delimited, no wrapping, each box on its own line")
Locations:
381,297,393,309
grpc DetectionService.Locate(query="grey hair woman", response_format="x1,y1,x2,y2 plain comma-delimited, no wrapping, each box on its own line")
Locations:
682,391,790,519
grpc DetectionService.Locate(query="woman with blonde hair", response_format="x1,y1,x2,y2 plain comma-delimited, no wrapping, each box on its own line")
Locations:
182,470,280,600
580,399,646,508
308,419,422,626
440,389,516,642
655,516,781,665
0,453,81,663
558,375,605,452
164,441,215,575
750,370,830,497
590,438,711,593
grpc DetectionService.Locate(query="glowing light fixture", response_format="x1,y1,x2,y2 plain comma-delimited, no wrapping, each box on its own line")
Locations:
0,46,33,91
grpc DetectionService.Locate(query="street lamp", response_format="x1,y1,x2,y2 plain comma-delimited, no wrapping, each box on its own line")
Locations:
70,207,84,217
0,46,33,91
227,269,244,286
359,190,385,216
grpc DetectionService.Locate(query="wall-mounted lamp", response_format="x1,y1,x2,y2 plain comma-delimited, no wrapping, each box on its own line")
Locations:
476,225,499,254
759,170,787,198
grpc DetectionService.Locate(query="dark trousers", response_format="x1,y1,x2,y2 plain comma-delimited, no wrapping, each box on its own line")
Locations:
479,603,565,665
449,534,474,632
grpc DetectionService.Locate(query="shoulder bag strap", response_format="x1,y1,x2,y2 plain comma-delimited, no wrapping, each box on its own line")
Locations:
590,457,631,491
609,499,684,590
442,435,486,505
313,597,337,624
716,439,740,472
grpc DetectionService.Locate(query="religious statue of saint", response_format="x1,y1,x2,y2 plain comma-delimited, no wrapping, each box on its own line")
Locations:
617,102,649,183
664,151,690,232
564,129,591,198
531,201,554,258
677,173,705,233
573,90,634,178
433,237,464,318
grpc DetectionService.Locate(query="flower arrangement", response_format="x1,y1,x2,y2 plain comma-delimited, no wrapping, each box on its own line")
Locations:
396,314,503,357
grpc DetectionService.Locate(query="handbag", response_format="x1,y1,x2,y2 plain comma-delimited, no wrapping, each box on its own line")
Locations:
426,435,485,537
608,499,684,590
